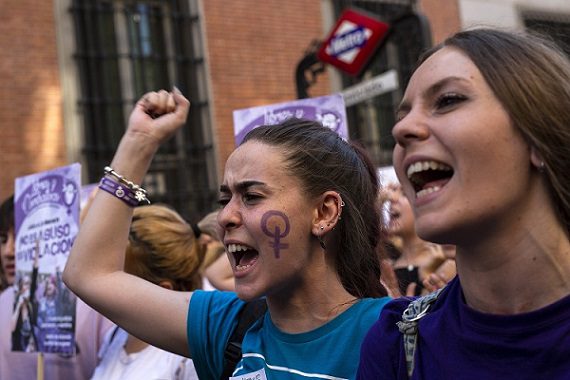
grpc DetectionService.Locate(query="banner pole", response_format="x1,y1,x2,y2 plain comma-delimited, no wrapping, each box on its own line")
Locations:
37,352,44,380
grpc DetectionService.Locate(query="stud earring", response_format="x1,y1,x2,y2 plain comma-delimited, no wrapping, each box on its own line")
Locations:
337,196,345,220
539,161,546,173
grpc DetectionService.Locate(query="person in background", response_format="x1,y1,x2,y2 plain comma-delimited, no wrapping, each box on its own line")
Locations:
11,270,37,352
63,88,391,379
0,196,15,292
358,28,570,379
194,210,235,291
422,244,456,293
0,194,113,379
201,240,234,291
383,181,454,296
90,204,202,380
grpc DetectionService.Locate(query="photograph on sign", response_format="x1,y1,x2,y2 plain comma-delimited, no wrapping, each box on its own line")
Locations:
232,93,348,145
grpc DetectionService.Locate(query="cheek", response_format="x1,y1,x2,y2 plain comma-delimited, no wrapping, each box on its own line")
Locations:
259,210,292,259
392,147,405,176
402,204,415,224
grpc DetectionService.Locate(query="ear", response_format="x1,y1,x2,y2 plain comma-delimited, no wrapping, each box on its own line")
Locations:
157,280,174,290
529,146,545,171
311,191,344,236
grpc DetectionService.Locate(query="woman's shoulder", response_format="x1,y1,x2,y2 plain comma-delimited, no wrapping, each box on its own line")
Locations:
358,296,393,313
190,290,244,312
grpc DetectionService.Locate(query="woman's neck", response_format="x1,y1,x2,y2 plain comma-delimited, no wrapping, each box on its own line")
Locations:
266,263,358,334
457,221,570,315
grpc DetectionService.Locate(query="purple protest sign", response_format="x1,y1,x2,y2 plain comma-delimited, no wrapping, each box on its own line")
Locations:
232,93,348,145
12,163,81,355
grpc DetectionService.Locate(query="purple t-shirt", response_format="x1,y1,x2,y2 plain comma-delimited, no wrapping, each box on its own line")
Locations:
357,277,570,380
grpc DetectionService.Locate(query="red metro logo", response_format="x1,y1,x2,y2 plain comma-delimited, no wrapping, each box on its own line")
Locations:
318,8,389,76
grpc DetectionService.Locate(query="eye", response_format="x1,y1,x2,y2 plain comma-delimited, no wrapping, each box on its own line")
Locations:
217,196,231,207
435,93,466,110
394,110,406,123
243,193,262,204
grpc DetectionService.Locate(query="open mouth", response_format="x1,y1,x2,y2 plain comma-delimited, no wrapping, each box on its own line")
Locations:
227,243,259,271
406,160,453,198
389,209,401,221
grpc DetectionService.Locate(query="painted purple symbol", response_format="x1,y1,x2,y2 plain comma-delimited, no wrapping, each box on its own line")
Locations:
261,211,290,258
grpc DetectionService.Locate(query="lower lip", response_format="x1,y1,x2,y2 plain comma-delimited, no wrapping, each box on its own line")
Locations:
414,186,446,207
233,260,258,279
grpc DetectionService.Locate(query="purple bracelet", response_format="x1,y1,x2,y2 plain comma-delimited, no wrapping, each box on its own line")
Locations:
99,177,140,207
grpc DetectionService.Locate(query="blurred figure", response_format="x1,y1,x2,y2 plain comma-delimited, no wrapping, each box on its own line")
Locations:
201,241,234,291
0,195,15,291
423,244,457,293
194,210,235,291
0,194,113,379
90,204,203,380
383,182,455,296
11,271,37,352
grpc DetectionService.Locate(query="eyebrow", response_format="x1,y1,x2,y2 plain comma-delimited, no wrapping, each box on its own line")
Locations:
219,180,266,193
397,76,470,115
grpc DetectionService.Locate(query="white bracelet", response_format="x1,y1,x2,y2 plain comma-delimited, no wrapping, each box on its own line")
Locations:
103,166,150,204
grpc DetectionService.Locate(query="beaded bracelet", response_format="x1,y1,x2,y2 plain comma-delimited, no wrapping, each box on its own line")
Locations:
103,166,150,205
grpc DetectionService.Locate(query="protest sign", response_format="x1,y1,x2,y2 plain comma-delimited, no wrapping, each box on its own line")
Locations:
12,163,81,355
232,93,348,145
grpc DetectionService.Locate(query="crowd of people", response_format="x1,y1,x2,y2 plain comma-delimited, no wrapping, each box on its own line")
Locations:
0,26,568,379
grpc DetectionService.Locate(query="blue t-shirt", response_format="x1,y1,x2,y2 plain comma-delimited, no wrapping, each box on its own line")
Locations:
357,277,570,380
188,290,390,379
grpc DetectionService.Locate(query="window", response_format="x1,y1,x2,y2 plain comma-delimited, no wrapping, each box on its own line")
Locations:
523,11,570,56
71,0,217,221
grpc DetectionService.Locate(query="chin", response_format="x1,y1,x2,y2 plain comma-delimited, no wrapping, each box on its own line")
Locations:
416,223,452,245
235,283,264,302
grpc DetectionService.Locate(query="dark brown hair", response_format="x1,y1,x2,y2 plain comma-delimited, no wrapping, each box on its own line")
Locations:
242,118,387,298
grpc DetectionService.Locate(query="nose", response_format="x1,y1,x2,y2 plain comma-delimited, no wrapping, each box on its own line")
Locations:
217,199,242,233
387,190,398,204
392,110,430,148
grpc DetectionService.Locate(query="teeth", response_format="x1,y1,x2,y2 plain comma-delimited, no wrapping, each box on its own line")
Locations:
416,186,441,199
236,263,253,271
406,161,452,178
227,244,250,253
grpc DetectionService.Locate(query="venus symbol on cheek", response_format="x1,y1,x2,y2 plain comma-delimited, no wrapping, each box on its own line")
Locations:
260,210,290,258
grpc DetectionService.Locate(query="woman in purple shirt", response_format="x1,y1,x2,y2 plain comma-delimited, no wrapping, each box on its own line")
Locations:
358,28,570,379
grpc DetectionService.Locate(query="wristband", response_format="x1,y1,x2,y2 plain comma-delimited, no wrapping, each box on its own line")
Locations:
99,177,141,207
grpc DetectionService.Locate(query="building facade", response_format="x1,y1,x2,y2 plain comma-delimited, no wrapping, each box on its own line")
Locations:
0,0,567,220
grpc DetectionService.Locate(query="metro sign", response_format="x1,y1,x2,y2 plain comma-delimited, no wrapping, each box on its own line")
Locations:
318,8,389,76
